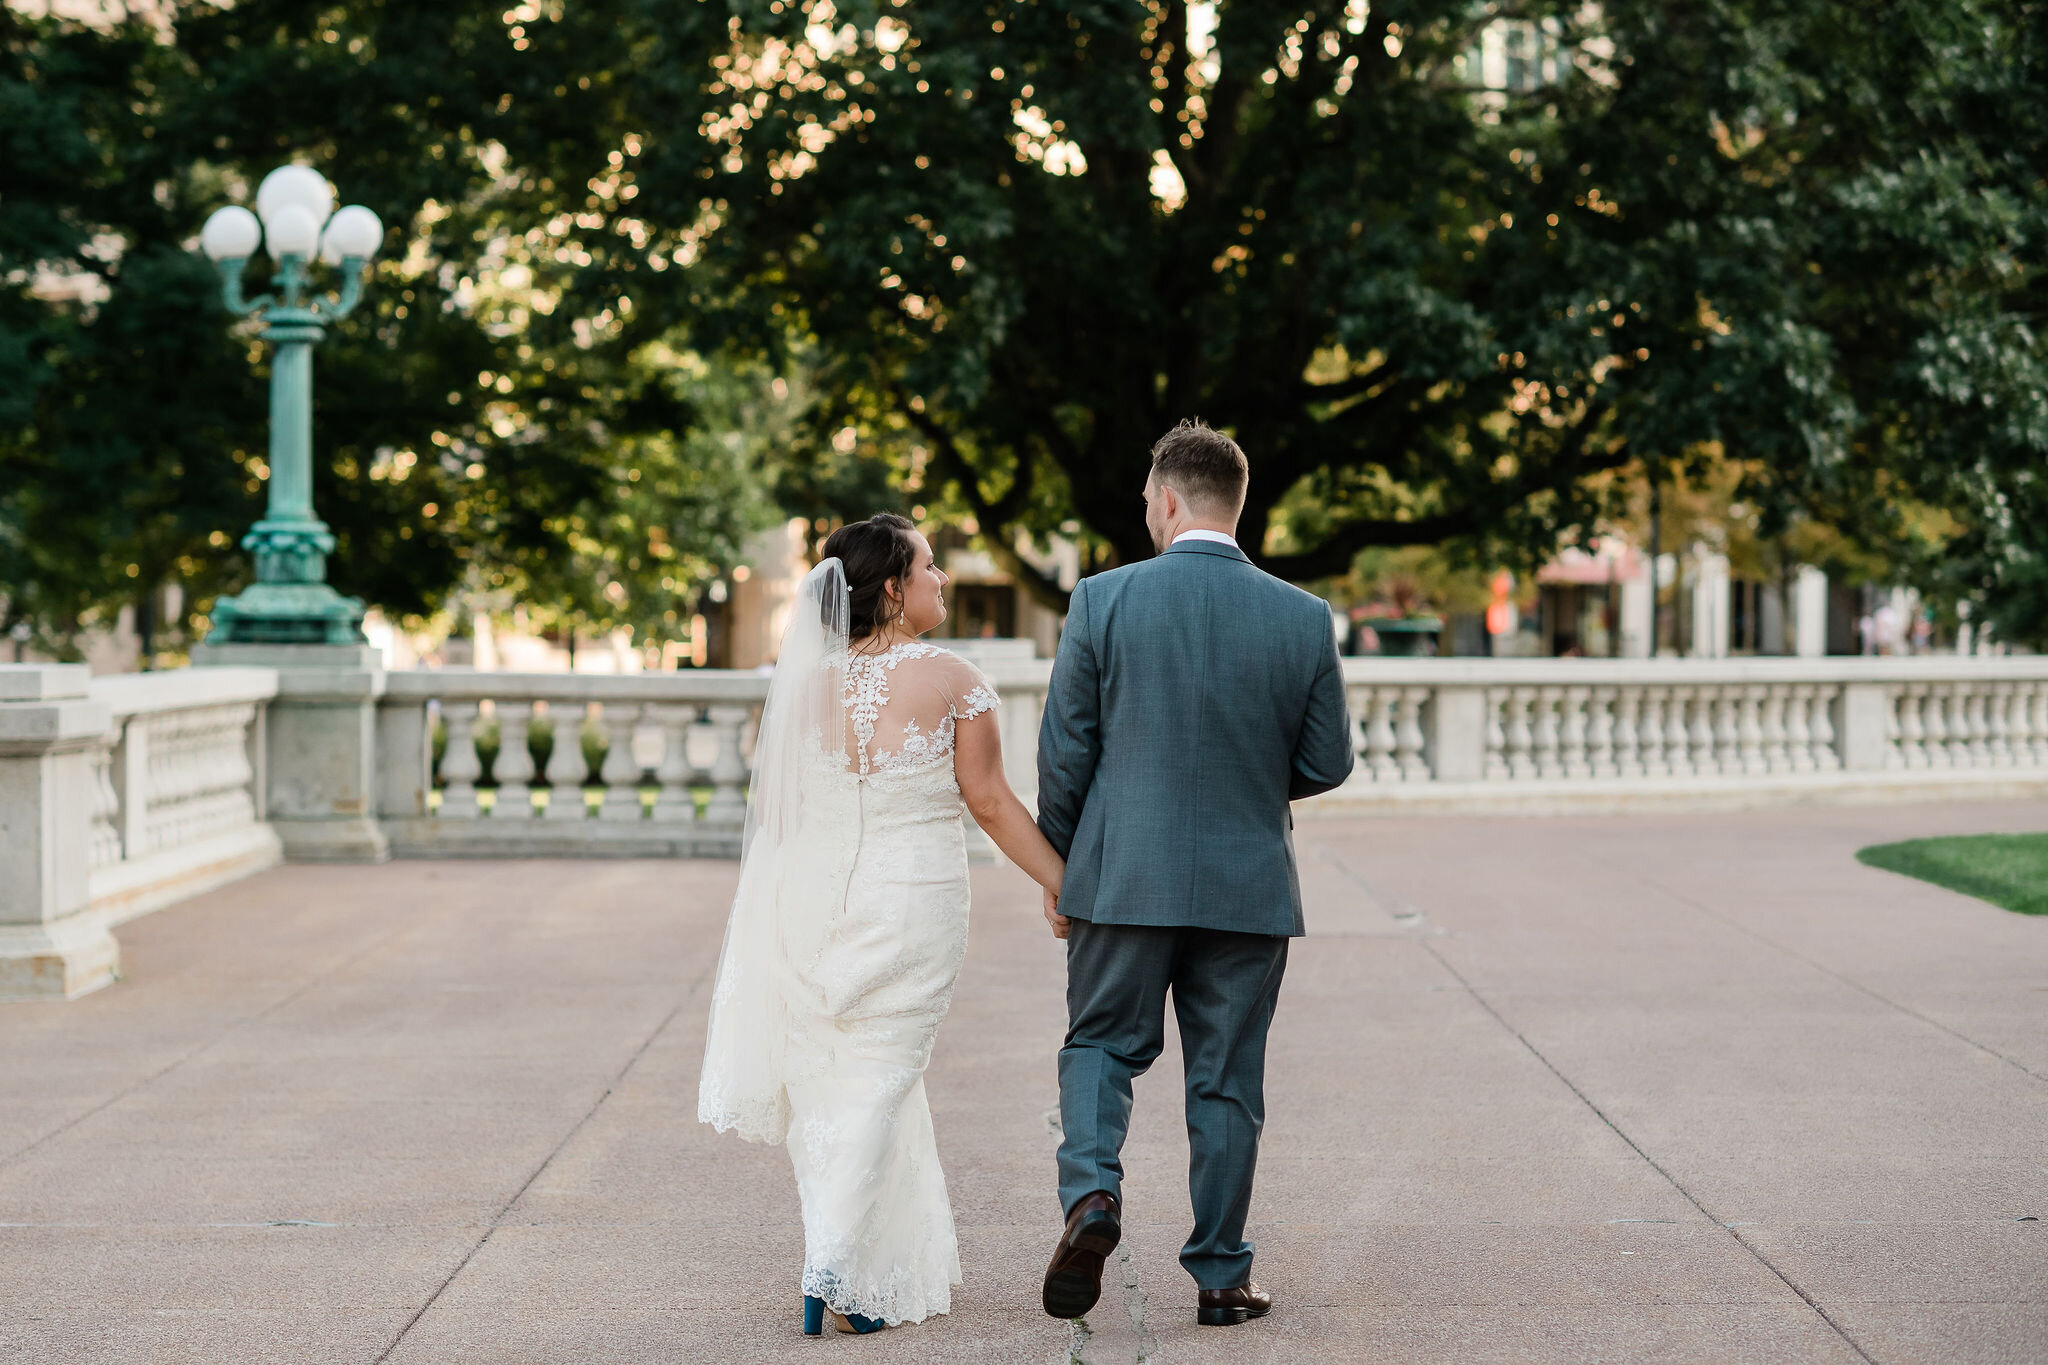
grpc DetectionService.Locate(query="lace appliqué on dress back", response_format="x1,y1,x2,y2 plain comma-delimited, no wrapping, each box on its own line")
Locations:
843,642,999,778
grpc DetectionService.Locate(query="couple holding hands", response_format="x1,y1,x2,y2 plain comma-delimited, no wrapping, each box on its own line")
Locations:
698,419,1354,1336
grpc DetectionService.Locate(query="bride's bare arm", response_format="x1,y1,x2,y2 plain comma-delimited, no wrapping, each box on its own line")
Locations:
954,710,1066,895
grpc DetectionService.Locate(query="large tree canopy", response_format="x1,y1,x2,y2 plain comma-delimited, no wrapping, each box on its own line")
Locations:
575,0,2046,607
4,0,2043,646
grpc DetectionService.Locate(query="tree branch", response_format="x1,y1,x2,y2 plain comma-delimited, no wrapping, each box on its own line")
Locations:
1259,511,1477,580
900,398,1071,612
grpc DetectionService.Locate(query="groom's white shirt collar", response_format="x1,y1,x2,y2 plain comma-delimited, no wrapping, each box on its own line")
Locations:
1171,528,1240,550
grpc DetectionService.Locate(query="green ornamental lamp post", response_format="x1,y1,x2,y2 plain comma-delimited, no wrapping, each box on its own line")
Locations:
198,165,384,645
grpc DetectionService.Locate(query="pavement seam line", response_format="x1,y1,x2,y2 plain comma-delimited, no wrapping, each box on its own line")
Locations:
0,892,478,1173
1627,865,2048,1087
373,962,710,1364
1418,939,1883,1365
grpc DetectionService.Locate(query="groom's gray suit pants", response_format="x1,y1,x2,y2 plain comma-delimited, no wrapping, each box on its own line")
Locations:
1057,917,1289,1291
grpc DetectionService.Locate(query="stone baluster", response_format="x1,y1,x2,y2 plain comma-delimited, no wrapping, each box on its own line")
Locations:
172,711,204,845
1394,687,1429,780
1944,684,1973,768
1809,686,1841,770
1949,683,1975,767
1961,685,1990,768
1636,686,1666,777
653,704,699,823
1483,689,1509,779
599,703,644,821
1500,688,1532,779
171,703,257,845
89,738,122,869
1876,684,1901,770
1686,687,1717,776
2022,682,2048,766
1605,683,1638,777
1661,687,1692,776
1990,683,2018,767
1555,687,1587,778
1532,688,1563,778
492,700,535,819
543,701,591,820
112,714,147,858
1346,687,1373,779
1709,686,1739,774
1584,688,1615,778
1895,685,1925,769
1662,683,1695,777
2014,683,2035,765
1366,689,1399,781
169,711,208,842
2026,682,2048,766
1977,684,2000,766
1657,688,1685,776
194,704,249,841
1737,686,1766,775
2009,683,2036,767
139,713,175,850
1985,683,2015,768
703,705,752,829
1759,688,1789,772
145,712,180,849
1784,685,1814,772
1610,686,1640,777
182,711,210,843
222,704,258,831
1922,685,1952,768
439,701,483,820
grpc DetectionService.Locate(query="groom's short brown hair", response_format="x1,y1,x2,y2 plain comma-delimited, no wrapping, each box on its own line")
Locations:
1150,419,1249,517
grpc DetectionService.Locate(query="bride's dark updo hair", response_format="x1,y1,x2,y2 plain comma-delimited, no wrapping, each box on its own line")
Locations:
821,513,919,641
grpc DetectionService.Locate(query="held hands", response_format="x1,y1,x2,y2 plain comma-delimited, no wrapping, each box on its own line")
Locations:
1043,885,1070,940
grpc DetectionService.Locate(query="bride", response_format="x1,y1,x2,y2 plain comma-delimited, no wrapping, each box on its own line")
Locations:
697,512,1067,1336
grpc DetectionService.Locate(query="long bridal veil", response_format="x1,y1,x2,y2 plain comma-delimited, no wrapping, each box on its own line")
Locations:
698,558,857,1144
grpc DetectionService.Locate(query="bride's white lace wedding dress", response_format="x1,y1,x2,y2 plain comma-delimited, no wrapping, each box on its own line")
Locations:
699,571,997,1327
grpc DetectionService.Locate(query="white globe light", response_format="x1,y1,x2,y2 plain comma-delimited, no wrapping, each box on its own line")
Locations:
319,205,385,265
255,165,335,235
200,206,262,261
266,205,321,259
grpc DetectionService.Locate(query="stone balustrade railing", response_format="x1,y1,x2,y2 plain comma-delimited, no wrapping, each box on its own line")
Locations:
86,667,283,922
377,670,769,857
9,651,2048,999
383,654,2048,845
1327,656,2048,811
2,664,280,999
380,657,1053,858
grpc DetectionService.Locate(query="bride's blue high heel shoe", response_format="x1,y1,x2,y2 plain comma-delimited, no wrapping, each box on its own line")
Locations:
803,1294,885,1335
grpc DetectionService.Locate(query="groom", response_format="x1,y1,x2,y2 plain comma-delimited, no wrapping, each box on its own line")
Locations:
1034,420,1355,1327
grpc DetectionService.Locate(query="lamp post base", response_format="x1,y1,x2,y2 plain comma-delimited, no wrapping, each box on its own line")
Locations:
192,640,390,866
206,581,367,646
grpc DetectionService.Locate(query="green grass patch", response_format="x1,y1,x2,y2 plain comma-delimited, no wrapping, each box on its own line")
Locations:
1857,832,2048,916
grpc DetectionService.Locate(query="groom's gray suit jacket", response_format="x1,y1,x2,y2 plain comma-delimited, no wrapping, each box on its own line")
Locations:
1035,538,1355,936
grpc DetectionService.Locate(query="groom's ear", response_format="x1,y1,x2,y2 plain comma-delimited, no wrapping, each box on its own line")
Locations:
1155,480,1180,522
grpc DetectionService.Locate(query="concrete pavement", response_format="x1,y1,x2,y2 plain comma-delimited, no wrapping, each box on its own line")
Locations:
2,802,2045,1363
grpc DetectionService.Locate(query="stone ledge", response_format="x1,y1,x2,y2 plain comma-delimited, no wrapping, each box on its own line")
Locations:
1304,768,2048,817
0,916,119,1001
381,818,742,859
88,824,285,928
0,663,90,702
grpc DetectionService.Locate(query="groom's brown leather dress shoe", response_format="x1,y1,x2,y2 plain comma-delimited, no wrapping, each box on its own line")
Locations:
1197,1282,1273,1326
1042,1191,1121,1318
